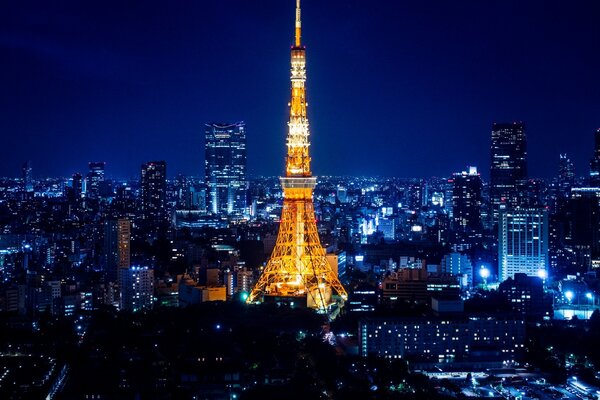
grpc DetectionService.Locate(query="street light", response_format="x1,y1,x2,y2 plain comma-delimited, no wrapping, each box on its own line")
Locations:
479,267,490,290
479,267,490,279
537,269,547,280
565,291,574,302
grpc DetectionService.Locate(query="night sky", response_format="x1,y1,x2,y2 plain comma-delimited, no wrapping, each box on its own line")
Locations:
1,0,599,180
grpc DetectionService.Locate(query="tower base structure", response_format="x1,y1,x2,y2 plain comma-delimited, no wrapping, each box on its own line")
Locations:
248,177,347,313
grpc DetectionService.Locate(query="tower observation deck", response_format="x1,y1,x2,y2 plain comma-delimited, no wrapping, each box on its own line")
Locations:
247,0,348,312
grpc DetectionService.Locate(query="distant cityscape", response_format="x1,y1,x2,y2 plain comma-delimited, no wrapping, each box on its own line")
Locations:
2,0,600,399
2,121,600,398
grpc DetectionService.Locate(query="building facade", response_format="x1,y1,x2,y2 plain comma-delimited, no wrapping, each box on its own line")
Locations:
441,252,473,289
499,208,548,282
22,160,33,192
204,122,247,218
104,218,131,283
590,128,600,185
490,122,527,224
141,161,167,225
359,316,526,367
119,266,154,312
558,153,575,195
451,166,483,237
498,273,550,320
86,162,106,198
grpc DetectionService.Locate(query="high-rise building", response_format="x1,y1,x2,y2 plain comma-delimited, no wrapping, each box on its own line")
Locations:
564,188,600,268
558,153,575,195
590,128,600,185
490,122,527,224
119,266,154,312
72,173,83,199
22,160,33,192
499,208,548,282
405,181,424,211
86,162,106,198
247,0,347,312
204,122,247,217
141,161,167,225
451,166,482,236
117,219,131,269
104,218,131,283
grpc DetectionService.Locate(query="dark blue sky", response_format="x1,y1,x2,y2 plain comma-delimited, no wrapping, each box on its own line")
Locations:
1,0,599,180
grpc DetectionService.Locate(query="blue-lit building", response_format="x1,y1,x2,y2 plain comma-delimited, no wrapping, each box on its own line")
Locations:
498,273,550,320
558,154,575,195
71,172,83,200
86,162,105,198
204,122,247,218
381,266,461,305
490,122,527,224
377,218,396,241
499,208,548,282
141,161,167,225
347,285,377,313
441,252,473,289
590,128,600,185
565,187,600,268
451,166,482,238
22,160,33,192
359,316,525,368
119,266,154,312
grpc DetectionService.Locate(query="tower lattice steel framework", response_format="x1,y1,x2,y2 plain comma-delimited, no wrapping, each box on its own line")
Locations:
247,0,348,311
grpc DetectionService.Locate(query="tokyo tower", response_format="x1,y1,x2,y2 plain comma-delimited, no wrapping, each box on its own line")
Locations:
247,0,348,312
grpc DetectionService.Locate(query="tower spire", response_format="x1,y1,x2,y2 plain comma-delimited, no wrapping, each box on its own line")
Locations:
295,0,301,47
286,0,310,178
247,0,347,313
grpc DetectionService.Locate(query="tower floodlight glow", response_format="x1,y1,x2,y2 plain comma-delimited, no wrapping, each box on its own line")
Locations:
586,292,593,300
247,0,347,312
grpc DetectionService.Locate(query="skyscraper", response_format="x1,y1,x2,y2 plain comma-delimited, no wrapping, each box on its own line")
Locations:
558,153,575,195
590,128,600,185
564,188,600,269
104,218,131,283
248,0,347,311
204,122,247,218
141,161,167,226
490,122,527,223
451,166,483,236
21,160,32,192
86,162,106,198
499,208,548,282
72,173,83,199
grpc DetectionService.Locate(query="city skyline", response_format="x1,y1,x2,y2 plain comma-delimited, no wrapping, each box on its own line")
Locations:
1,1,600,179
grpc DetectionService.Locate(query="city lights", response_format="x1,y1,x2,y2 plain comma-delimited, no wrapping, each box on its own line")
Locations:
537,269,547,280
565,291,574,302
479,267,490,279
0,0,598,398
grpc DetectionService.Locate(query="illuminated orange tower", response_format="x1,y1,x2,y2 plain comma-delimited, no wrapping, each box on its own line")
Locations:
247,0,347,312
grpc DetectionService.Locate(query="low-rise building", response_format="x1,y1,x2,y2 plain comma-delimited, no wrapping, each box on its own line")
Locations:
359,315,525,368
